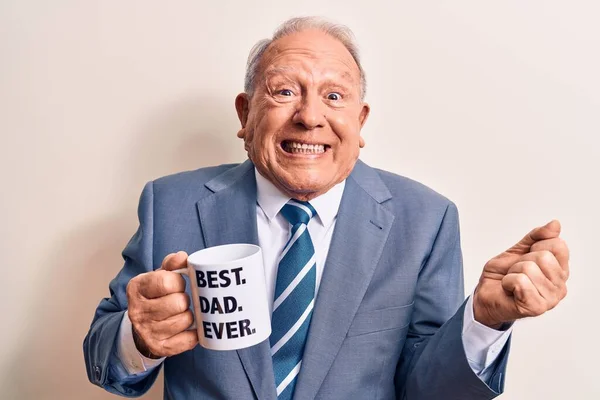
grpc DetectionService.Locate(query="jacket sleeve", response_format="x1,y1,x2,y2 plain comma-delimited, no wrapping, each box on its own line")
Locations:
395,202,511,400
83,181,162,397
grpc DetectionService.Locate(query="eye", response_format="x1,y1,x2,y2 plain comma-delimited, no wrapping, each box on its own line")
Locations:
278,89,294,96
327,92,342,101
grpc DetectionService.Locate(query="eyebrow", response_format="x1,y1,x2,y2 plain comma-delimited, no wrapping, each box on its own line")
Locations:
319,79,352,91
264,66,356,86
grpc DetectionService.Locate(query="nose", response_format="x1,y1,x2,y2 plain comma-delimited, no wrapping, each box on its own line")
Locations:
292,93,326,130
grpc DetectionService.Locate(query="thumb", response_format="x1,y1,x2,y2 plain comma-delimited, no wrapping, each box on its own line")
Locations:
505,220,561,255
161,251,189,272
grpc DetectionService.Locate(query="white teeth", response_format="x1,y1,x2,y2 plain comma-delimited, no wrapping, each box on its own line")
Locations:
285,141,326,154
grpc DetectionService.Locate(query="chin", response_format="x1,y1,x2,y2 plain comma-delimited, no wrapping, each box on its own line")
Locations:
280,174,333,196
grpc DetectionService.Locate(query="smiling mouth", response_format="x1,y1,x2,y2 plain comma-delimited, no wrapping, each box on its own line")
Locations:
281,140,330,155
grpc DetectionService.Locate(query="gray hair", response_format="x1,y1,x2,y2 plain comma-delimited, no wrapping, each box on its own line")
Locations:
244,16,367,100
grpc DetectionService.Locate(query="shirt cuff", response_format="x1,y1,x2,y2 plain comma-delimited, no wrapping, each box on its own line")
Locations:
117,310,165,375
462,294,513,378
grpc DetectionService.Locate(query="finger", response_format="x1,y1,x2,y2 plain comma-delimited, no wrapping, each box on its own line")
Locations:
161,251,189,272
519,250,568,285
501,273,547,317
505,220,561,256
138,270,186,299
507,261,561,307
530,238,570,278
149,330,199,358
148,310,195,340
145,292,191,321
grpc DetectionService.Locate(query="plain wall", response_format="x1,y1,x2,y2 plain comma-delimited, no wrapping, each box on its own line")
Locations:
1,1,598,399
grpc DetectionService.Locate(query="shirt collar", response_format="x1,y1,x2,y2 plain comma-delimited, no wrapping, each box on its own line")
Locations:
255,168,345,228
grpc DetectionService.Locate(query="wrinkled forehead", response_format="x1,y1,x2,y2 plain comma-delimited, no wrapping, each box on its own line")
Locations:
259,30,361,86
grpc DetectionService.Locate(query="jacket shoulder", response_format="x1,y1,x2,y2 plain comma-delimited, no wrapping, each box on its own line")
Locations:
152,163,240,192
374,168,455,211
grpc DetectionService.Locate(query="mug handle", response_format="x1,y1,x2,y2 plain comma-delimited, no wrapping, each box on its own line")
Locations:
169,267,198,331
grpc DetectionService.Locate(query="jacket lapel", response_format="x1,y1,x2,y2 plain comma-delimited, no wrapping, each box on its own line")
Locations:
293,160,395,400
196,160,277,400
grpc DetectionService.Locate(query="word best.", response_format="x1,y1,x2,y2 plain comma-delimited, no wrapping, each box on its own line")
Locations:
196,267,245,288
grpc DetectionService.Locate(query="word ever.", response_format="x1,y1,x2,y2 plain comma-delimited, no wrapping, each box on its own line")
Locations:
202,319,255,339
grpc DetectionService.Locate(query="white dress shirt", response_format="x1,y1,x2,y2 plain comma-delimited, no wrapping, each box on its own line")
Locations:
117,169,512,383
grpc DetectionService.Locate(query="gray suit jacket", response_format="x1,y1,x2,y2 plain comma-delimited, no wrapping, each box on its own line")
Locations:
84,159,510,399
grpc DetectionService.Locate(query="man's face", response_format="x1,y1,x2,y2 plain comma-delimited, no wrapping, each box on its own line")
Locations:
235,29,370,201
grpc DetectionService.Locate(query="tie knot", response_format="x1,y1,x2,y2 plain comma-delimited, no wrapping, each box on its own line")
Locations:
281,200,316,226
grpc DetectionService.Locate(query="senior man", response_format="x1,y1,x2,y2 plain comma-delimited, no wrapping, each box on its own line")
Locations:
84,17,570,399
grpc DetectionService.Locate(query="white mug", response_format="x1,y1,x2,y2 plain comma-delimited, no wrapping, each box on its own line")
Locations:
173,244,271,351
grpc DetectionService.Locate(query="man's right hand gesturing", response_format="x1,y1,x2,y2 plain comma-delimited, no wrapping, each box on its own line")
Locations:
126,251,198,358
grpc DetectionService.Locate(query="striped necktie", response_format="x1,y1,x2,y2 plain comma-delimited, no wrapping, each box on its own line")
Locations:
270,199,317,399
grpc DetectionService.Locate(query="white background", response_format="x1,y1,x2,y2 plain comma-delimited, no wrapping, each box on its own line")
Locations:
1,1,598,399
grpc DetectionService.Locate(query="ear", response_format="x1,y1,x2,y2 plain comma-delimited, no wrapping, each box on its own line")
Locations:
358,103,370,148
235,93,250,128
359,102,370,128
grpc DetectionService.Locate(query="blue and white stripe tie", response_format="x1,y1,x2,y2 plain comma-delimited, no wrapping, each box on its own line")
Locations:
270,199,317,399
